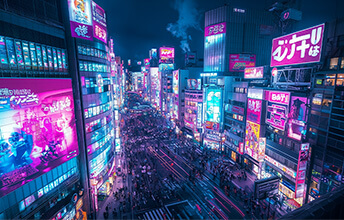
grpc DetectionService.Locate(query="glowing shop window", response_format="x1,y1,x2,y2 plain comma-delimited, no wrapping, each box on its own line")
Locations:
336,74,344,86
329,57,339,69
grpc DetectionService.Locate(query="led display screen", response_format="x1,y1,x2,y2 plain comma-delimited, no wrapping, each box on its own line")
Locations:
53,48,58,70
244,66,264,79
205,88,222,131
92,1,107,43
47,47,53,70
68,0,93,40
29,42,37,67
229,54,256,72
41,45,48,69
0,78,79,197
22,41,31,68
271,24,324,67
287,96,307,141
6,38,16,66
159,47,175,59
0,36,8,65
36,45,43,68
14,40,24,66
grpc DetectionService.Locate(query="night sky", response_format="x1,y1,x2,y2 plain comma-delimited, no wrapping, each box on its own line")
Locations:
96,0,342,67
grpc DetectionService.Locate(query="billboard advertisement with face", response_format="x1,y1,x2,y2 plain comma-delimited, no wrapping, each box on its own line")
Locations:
287,96,307,141
244,121,260,161
92,1,107,43
68,0,93,40
205,88,222,126
187,79,201,90
0,78,78,197
271,24,324,67
229,54,256,72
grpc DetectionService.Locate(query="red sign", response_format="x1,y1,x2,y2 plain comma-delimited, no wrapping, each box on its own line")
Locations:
271,24,325,67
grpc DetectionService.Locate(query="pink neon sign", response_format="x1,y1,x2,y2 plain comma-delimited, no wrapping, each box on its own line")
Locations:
92,1,107,43
205,22,226,37
267,91,290,105
271,23,325,67
247,99,262,124
68,0,93,41
244,66,264,79
159,47,175,59
229,54,256,72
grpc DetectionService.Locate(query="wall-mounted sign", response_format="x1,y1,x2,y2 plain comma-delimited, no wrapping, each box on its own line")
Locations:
244,66,264,79
200,72,217,77
266,91,290,131
254,176,280,200
271,24,325,67
248,88,264,100
244,121,260,161
68,0,93,40
92,1,107,43
287,96,307,141
247,99,262,124
159,47,175,59
229,54,256,72
205,22,226,37
295,143,310,198
197,102,203,128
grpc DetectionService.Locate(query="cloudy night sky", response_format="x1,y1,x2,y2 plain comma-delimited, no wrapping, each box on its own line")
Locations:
95,0,343,66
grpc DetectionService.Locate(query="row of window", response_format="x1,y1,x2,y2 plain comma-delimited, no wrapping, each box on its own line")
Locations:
84,101,112,119
79,60,110,73
234,87,247,94
329,57,344,70
86,114,112,134
0,36,67,71
316,74,344,87
77,44,108,60
87,130,113,155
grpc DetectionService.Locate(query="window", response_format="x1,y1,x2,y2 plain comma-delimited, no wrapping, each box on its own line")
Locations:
341,58,344,69
336,74,344,86
329,57,339,70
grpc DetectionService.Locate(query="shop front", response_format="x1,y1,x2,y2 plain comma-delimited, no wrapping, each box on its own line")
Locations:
204,139,221,151
203,130,223,152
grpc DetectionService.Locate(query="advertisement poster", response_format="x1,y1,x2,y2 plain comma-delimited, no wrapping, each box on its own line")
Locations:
287,96,307,141
6,38,16,66
229,54,256,72
22,42,31,68
68,0,93,40
266,91,290,131
47,47,53,70
41,46,48,69
159,47,175,59
187,79,201,90
244,121,260,161
244,66,264,79
0,36,8,65
205,88,222,125
36,45,43,68
173,70,179,95
29,42,37,68
247,99,262,124
271,24,324,67
92,1,107,43
14,40,24,66
204,22,226,37
295,143,310,198
0,78,79,197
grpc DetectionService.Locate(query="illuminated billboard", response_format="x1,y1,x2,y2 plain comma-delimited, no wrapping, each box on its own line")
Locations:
247,99,262,124
0,78,78,197
187,79,201,90
266,91,290,131
295,143,310,198
159,64,174,71
159,47,174,59
287,96,307,141
229,54,256,72
68,0,93,40
244,121,261,161
271,24,324,67
173,70,179,95
92,1,107,43
204,22,226,37
205,88,222,131
244,66,264,79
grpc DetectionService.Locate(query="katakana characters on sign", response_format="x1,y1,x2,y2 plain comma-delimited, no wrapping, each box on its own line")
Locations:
271,24,324,67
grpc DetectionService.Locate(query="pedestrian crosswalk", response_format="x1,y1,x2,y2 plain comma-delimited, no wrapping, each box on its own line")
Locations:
140,207,172,220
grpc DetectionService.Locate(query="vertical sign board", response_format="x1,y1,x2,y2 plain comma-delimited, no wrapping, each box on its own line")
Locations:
295,143,310,198
92,1,107,43
254,176,280,200
271,24,325,67
68,0,93,40
266,91,290,131
287,96,308,141
197,102,203,128
205,88,222,131
172,70,179,96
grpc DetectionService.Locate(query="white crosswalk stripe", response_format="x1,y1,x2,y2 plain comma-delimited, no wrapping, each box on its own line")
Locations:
142,208,172,220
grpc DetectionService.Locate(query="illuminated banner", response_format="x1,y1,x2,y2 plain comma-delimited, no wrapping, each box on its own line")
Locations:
287,96,307,141
244,66,264,79
197,102,203,128
159,47,175,59
266,91,290,130
229,54,256,72
0,78,78,197
173,70,179,95
205,22,226,37
187,79,201,90
248,88,264,100
68,0,93,40
295,143,310,198
247,99,262,124
205,88,222,131
271,24,325,67
265,155,297,179
92,1,107,43
244,121,260,161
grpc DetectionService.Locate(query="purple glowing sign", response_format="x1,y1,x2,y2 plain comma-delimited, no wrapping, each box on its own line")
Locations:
68,0,93,41
229,54,256,72
247,99,262,124
92,1,107,43
271,24,325,67
287,96,307,141
0,78,79,197
266,91,290,131
205,22,226,37
267,90,290,105
159,47,175,59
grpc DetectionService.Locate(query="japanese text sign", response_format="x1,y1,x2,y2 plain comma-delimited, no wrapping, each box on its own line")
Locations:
229,54,256,72
205,22,226,37
244,66,264,79
159,47,175,59
68,0,93,41
271,24,325,67
92,1,107,43
247,99,262,124
267,91,290,105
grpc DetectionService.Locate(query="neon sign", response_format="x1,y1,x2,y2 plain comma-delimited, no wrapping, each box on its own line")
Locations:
68,0,93,40
205,22,226,37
